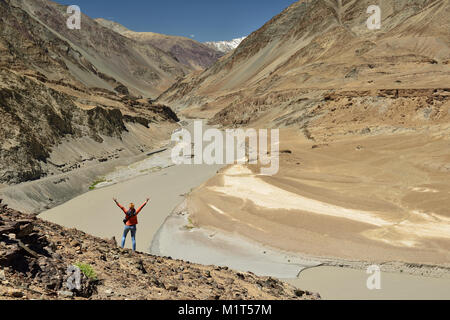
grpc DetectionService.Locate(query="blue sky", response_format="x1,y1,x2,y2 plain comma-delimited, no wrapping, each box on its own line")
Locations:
55,0,296,42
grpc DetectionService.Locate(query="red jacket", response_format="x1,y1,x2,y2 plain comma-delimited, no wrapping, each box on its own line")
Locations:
115,201,148,226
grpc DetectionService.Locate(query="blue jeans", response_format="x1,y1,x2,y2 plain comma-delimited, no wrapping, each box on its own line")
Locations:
121,225,137,251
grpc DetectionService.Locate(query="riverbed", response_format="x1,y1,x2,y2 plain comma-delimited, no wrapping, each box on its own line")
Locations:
39,120,450,300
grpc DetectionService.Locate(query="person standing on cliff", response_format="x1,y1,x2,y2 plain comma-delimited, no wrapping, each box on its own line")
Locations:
113,197,150,252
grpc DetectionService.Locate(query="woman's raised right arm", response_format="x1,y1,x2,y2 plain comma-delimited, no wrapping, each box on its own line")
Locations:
113,198,127,213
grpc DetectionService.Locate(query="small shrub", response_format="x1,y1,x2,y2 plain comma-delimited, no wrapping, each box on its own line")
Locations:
74,262,98,281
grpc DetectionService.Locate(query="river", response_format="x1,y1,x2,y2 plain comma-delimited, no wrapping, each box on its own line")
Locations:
39,120,450,300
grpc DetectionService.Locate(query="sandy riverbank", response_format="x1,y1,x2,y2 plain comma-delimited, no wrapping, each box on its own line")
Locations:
150,200,322,278
186,129,450,266
151,197,450,299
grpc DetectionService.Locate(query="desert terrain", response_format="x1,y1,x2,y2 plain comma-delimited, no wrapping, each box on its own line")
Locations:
1,0,450,301
188,128,450,265
154,0,450,266
156,0,450,279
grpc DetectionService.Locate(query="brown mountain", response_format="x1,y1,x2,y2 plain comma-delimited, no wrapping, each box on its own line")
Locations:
10,0,191,97
0,0,184,184
158,0,450,124
95,18,223,71
157,0,450,267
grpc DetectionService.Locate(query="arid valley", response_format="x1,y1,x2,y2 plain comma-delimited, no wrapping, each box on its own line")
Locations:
1,0,449,302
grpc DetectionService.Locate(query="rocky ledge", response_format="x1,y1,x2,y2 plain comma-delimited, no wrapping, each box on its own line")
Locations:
0,200,319,300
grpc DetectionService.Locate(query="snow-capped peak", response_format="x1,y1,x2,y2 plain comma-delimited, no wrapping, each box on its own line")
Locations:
204,37,246,54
